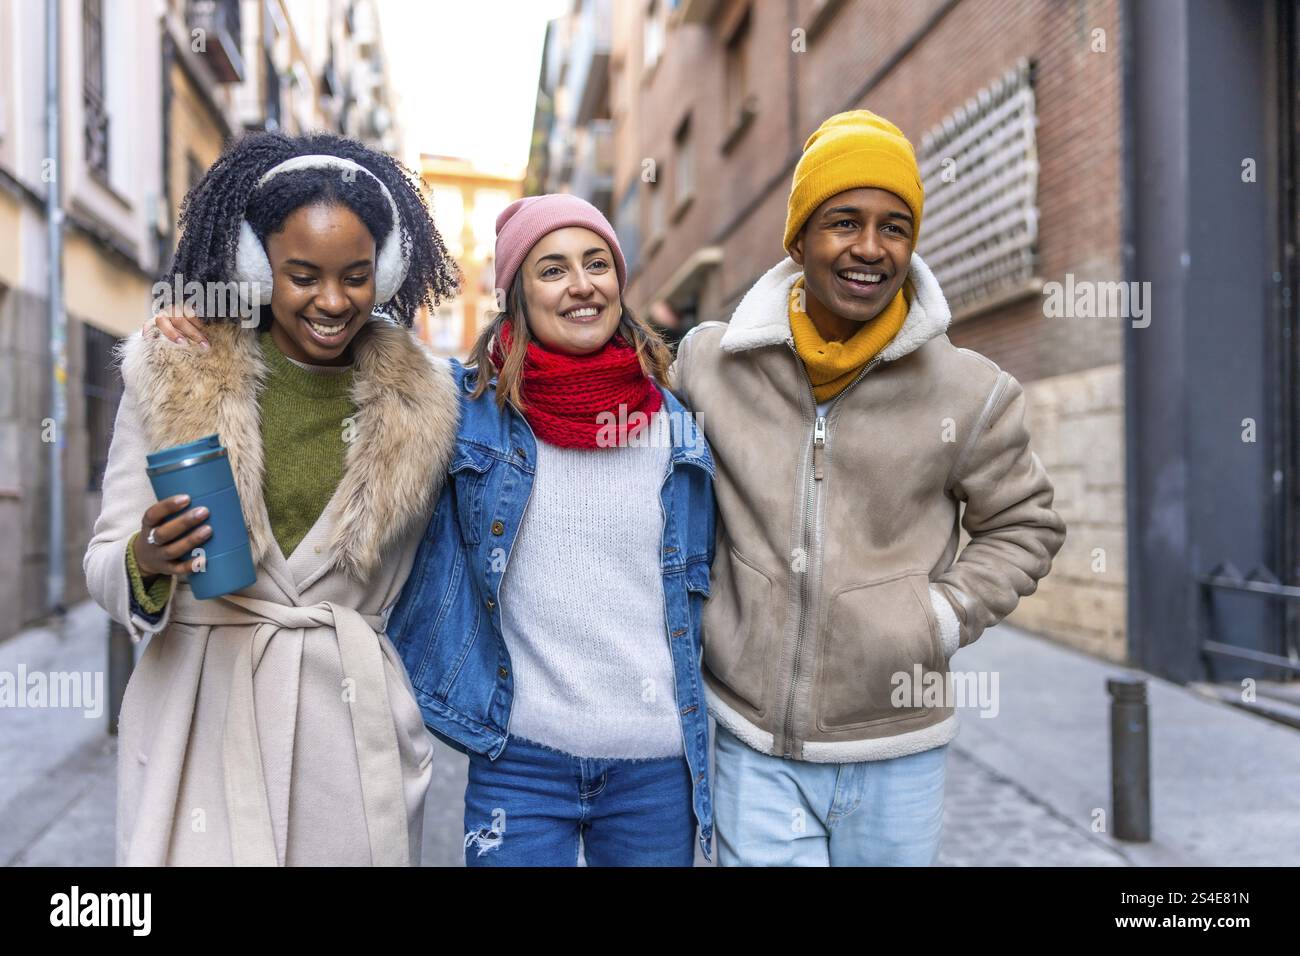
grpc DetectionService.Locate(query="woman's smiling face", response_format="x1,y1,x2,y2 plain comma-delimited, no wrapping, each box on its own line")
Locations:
264,201,377,365
520,226,622,355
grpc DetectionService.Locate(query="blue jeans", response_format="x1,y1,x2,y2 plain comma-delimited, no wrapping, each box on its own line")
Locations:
462,735,697,866
713,723,948,866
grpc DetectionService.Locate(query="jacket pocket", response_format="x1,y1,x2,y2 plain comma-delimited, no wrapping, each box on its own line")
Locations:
815,572,944,732
449,444,494,545
701,546,772,716
684,560,711,599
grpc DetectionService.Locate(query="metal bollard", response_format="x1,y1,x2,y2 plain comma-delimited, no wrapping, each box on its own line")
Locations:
1107,677,1151,842
107,619,133,736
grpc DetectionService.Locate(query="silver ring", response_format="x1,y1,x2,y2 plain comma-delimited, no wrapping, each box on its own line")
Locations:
146,528,158,546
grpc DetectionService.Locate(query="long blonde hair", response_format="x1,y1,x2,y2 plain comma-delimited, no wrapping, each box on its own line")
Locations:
466,271,673,411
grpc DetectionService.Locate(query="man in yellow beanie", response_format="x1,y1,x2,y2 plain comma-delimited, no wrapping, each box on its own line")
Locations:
671,109,1065,867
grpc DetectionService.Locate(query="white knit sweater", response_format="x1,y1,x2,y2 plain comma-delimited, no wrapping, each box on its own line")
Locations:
499,413,684,759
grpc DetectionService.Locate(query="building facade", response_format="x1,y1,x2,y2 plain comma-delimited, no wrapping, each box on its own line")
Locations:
526,0,615,217
0,0,405,640
416,155,522,356
0,0,164,636
531,0,1300,686
590,0,1126,659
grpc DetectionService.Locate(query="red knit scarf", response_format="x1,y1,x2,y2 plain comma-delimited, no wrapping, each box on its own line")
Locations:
491,322,663,449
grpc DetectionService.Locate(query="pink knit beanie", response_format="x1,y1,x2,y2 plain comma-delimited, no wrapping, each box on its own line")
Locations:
493,194,627,298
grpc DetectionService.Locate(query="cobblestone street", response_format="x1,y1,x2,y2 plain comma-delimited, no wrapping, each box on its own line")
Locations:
4,602,1296,868
937,749,1127,867
0,726,1134,868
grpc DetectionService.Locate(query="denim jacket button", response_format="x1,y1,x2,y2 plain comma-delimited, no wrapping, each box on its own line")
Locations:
498,666,508,680
485,597,495,610
490,520,505,536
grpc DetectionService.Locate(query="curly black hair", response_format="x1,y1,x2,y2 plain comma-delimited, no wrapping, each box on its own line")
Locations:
166,130,459,326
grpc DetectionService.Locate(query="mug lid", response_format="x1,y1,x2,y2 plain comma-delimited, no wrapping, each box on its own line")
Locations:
145,434,221,470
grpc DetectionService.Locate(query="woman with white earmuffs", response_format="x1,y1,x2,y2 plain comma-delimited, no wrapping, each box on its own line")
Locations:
83,131,462,866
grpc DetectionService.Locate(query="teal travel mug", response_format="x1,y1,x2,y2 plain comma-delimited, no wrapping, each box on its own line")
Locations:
145,434,256,599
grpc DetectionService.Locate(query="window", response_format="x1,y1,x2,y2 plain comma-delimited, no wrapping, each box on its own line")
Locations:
673,115,693,210
431,302,464,353
471,189,511,254
186,151,205,193
82,0,109,178
432,186,465,255
644,0,664,72
614,178,642,278
649,178,666,243
263,47,281,131
479,258,497,297
724,7,752,131
916,58,1039,318
84,324,123,492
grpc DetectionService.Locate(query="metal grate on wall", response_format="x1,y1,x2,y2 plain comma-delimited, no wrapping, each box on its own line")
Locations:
916,58,1039,318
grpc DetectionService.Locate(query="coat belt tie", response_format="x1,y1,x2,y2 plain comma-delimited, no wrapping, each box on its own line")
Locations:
173,594,408,866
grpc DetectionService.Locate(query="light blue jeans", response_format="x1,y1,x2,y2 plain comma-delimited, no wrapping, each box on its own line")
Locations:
713,723,948,866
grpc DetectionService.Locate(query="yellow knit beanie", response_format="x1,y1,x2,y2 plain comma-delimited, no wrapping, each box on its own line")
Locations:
783,109,924,253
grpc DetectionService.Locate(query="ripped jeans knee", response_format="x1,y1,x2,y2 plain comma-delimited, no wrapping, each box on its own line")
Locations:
464,823,504,858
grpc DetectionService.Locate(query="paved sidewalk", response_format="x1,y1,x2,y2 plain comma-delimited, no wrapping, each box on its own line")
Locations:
4,603,1297,866
0,601,117,866
945,623,1300,866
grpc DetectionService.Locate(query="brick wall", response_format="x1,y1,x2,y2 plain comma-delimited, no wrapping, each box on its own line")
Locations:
620,0,1125,375
610,0,1130,656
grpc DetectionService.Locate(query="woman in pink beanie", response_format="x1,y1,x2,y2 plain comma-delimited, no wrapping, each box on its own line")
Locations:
385,192,718,866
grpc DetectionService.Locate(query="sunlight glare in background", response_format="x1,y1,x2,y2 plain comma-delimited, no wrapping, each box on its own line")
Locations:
376,0,571,174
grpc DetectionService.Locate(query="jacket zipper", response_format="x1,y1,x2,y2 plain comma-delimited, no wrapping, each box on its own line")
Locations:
780,345,882,758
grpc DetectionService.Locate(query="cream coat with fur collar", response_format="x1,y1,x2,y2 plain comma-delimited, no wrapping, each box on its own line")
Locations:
83,318,459,866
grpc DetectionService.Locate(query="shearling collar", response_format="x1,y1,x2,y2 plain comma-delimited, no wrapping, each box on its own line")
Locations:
119,317,459,580
719,251,952,361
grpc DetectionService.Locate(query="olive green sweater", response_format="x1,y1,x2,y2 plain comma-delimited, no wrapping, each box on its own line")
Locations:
127,332,355,610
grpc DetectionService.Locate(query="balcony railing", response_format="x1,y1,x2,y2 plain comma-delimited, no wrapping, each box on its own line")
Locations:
570,120,615,215
187,0,244,84
568,0,612,124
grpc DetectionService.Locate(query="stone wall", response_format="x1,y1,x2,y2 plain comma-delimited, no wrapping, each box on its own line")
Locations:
0,286,95,639
1006,361,1127,661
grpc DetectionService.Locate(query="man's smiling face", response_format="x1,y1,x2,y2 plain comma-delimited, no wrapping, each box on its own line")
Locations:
789,187,915,334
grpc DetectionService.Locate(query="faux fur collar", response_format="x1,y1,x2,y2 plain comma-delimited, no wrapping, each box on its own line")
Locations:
719,251,952,361
119,318,460,580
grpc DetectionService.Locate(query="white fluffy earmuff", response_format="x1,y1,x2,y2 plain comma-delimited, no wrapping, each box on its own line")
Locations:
233,154,410,307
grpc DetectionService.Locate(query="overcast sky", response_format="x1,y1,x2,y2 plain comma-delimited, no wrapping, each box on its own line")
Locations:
376,0,570,174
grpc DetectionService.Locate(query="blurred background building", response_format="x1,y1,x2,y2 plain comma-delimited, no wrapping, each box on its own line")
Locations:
0,0,1294,871
526,0,1300,712
0,0,1296,722
526,0,615,218
415,154,522,355
0,0,404,639
587,0,1132,662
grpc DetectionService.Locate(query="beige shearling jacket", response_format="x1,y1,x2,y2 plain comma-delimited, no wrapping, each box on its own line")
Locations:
671,253,1065,762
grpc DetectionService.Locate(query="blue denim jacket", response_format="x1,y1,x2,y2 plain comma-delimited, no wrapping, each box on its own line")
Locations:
386,359,717,860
